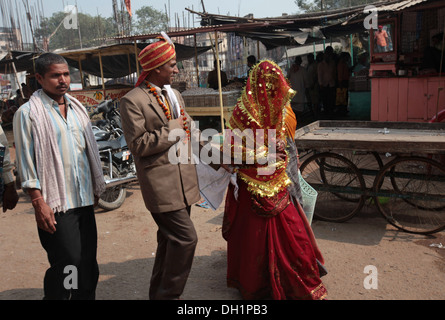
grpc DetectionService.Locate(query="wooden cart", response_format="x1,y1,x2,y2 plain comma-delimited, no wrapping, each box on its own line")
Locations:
294,121,445,235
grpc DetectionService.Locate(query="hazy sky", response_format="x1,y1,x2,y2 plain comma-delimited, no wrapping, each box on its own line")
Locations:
1,0,303,45
32,0,301,21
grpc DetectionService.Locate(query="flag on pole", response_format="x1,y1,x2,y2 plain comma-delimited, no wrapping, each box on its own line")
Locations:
125,0,132,17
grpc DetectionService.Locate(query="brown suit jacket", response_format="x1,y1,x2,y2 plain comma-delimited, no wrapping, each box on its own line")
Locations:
120,85,201,213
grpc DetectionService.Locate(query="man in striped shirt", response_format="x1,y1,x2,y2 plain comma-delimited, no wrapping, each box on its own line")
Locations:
13,53,104,300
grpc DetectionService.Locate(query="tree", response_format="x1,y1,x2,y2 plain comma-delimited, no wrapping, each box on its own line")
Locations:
35,12,120,51
133,6,168,34
295,0,372,12
33,5,168,51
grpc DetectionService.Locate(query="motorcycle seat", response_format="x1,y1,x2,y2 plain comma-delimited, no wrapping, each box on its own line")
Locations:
97,139,122,151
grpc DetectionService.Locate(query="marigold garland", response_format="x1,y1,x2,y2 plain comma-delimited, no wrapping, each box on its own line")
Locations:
146,82,190,141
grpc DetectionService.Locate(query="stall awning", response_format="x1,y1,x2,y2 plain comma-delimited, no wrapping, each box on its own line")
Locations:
321,0,436,38
0,42,212,77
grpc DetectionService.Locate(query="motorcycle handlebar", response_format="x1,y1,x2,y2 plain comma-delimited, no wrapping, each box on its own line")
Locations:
90,99,117,117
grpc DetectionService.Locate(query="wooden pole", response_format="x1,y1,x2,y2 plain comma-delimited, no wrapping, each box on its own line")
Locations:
78,57,84,90
257,40,260,60
134,40,140,78
194,34,200,87
127,51,131,83
214,31,225,134
99,51,105,96
11,60,24,99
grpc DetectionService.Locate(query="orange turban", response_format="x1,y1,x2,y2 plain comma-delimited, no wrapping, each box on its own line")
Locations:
135,34,176,87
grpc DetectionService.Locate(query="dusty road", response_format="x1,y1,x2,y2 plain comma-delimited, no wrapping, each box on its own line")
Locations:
1,127,444,300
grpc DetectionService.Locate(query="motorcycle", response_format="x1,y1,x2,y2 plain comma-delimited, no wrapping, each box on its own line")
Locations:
91,99,137,211
91,99,123,140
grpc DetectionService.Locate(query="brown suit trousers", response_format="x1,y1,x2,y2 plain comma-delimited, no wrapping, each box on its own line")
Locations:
149,206,197,299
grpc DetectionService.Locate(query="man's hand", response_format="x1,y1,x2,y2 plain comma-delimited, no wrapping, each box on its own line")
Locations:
276,139,287,162
2,182,19,212
221,163,234,173
32,198,57,234
268,139,287,163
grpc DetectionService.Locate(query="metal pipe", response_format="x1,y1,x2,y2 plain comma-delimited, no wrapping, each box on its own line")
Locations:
105,175,137,188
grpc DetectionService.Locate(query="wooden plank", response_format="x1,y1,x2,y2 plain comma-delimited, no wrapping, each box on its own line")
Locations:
378,78,389,122
427,78,445,121
314,120,445,130
294,120,445,154
398,77,409,122
407,78,426,120
185,106,232,114
370,78,380,121
387,78,399,121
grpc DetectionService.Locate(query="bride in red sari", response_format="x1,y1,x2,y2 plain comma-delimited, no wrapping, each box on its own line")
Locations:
222,60,327,300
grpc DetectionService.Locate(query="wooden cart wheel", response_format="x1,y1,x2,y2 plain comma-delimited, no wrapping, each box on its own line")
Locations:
299,152,366,222
373,156,445,235
335,150,384,200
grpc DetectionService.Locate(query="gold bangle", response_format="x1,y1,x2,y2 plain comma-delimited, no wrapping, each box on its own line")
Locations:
31,197,43,203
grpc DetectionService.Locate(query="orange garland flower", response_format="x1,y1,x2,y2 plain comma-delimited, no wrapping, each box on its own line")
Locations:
146,82,190,141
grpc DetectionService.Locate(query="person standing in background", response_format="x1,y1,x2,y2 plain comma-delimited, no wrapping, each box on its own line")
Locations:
318,46,337,116
0,124,19,212
374,25,389,52
306,53,320,117
288,56,308,118
336,52,351,115
207,60,229,90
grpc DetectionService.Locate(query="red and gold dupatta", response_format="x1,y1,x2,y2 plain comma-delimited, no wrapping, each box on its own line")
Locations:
224,60,296,214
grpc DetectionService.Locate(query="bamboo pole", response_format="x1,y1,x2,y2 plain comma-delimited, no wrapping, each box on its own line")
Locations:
78,57,83,90
98,51,105,96
134,40,140,78
194,34,200,87
257,40,260,60
127,51,131,83
11,60,24,99
214,31,225,134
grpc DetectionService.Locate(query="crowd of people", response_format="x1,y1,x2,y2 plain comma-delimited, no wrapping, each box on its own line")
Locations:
2,32,328,300
286,46,369,120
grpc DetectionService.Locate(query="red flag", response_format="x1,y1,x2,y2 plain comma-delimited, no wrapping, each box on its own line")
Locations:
125,0,132,17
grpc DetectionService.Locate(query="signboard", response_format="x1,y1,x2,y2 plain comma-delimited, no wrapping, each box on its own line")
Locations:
69,87,132,113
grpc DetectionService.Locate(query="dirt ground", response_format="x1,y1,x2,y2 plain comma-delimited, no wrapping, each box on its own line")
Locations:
1,127,445,300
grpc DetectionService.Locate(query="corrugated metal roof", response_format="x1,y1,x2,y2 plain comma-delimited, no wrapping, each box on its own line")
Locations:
374,0,429,11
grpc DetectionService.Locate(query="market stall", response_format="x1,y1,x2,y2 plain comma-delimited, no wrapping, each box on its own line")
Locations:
0,42,213,113
112,4,374,132
367,0,445,122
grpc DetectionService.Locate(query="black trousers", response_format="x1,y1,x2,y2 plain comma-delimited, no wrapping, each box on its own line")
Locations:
320,86,336,114
38,205,99,300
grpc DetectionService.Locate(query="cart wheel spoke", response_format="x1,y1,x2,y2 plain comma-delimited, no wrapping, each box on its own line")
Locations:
373,156,445,234
300,152,366,222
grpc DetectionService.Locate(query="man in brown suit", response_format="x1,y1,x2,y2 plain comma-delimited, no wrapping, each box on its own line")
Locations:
120,34,202,300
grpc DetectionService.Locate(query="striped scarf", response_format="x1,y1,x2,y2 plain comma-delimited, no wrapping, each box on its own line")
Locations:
28,90,105,213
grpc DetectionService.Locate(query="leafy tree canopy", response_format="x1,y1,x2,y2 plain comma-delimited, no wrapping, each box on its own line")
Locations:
34,6,167,51
295,0,372,12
